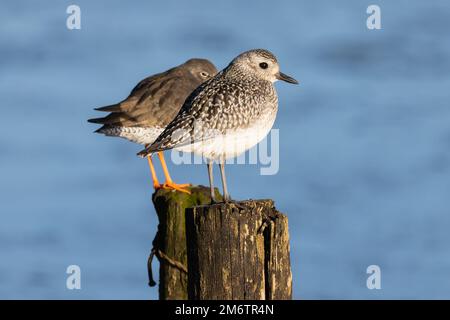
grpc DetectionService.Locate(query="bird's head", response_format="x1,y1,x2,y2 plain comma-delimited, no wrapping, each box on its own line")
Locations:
184,58,218,83
229,49,298,85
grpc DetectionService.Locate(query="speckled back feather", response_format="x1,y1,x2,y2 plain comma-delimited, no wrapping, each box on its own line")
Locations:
138,50,280,157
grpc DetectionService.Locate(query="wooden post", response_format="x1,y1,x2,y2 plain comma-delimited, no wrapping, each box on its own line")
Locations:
186,200,292,300
150,186,222,300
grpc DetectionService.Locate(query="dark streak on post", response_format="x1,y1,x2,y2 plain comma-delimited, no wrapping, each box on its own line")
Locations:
186,200,292,300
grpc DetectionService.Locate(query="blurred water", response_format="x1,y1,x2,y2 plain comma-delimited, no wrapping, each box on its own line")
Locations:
1,0,450,299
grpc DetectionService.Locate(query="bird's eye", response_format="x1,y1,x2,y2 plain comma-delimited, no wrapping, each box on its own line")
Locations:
259,62,268,69
200,71,209,78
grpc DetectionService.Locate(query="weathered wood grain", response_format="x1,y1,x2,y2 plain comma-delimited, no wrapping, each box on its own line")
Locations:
186,200,292,300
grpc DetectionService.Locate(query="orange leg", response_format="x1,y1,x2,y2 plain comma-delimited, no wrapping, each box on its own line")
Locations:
157,151,191,194
147,155,161,189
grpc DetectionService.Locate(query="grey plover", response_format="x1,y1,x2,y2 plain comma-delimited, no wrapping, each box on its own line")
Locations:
137,49,298,202
88,58,218,193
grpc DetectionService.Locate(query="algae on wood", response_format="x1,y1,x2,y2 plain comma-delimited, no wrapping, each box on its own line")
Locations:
151,185,222,300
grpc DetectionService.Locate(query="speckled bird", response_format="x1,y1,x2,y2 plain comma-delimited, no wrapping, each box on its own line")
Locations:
137,49,298,202
88,58,218,193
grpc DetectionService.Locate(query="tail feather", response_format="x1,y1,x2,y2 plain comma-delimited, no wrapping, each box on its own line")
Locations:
94,103,122,112
88,112,124,126
94,126,106,134
137,145,158,157
88,117,106,124
92,125,119,136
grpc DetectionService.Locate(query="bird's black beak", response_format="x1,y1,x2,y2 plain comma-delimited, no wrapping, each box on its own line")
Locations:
276,72,299,84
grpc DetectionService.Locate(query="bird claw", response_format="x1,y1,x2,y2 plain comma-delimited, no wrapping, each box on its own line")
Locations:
156,182,191,194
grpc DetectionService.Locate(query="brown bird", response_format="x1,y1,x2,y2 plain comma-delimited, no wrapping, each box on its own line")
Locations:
88,58,218,193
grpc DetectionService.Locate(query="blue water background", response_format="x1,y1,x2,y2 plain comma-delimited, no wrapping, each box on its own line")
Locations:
1,0,450,299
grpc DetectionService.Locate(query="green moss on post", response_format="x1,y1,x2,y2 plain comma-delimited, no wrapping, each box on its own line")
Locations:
151,185,222,300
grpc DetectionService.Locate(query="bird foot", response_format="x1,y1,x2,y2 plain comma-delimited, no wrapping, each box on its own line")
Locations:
156,182,191,194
